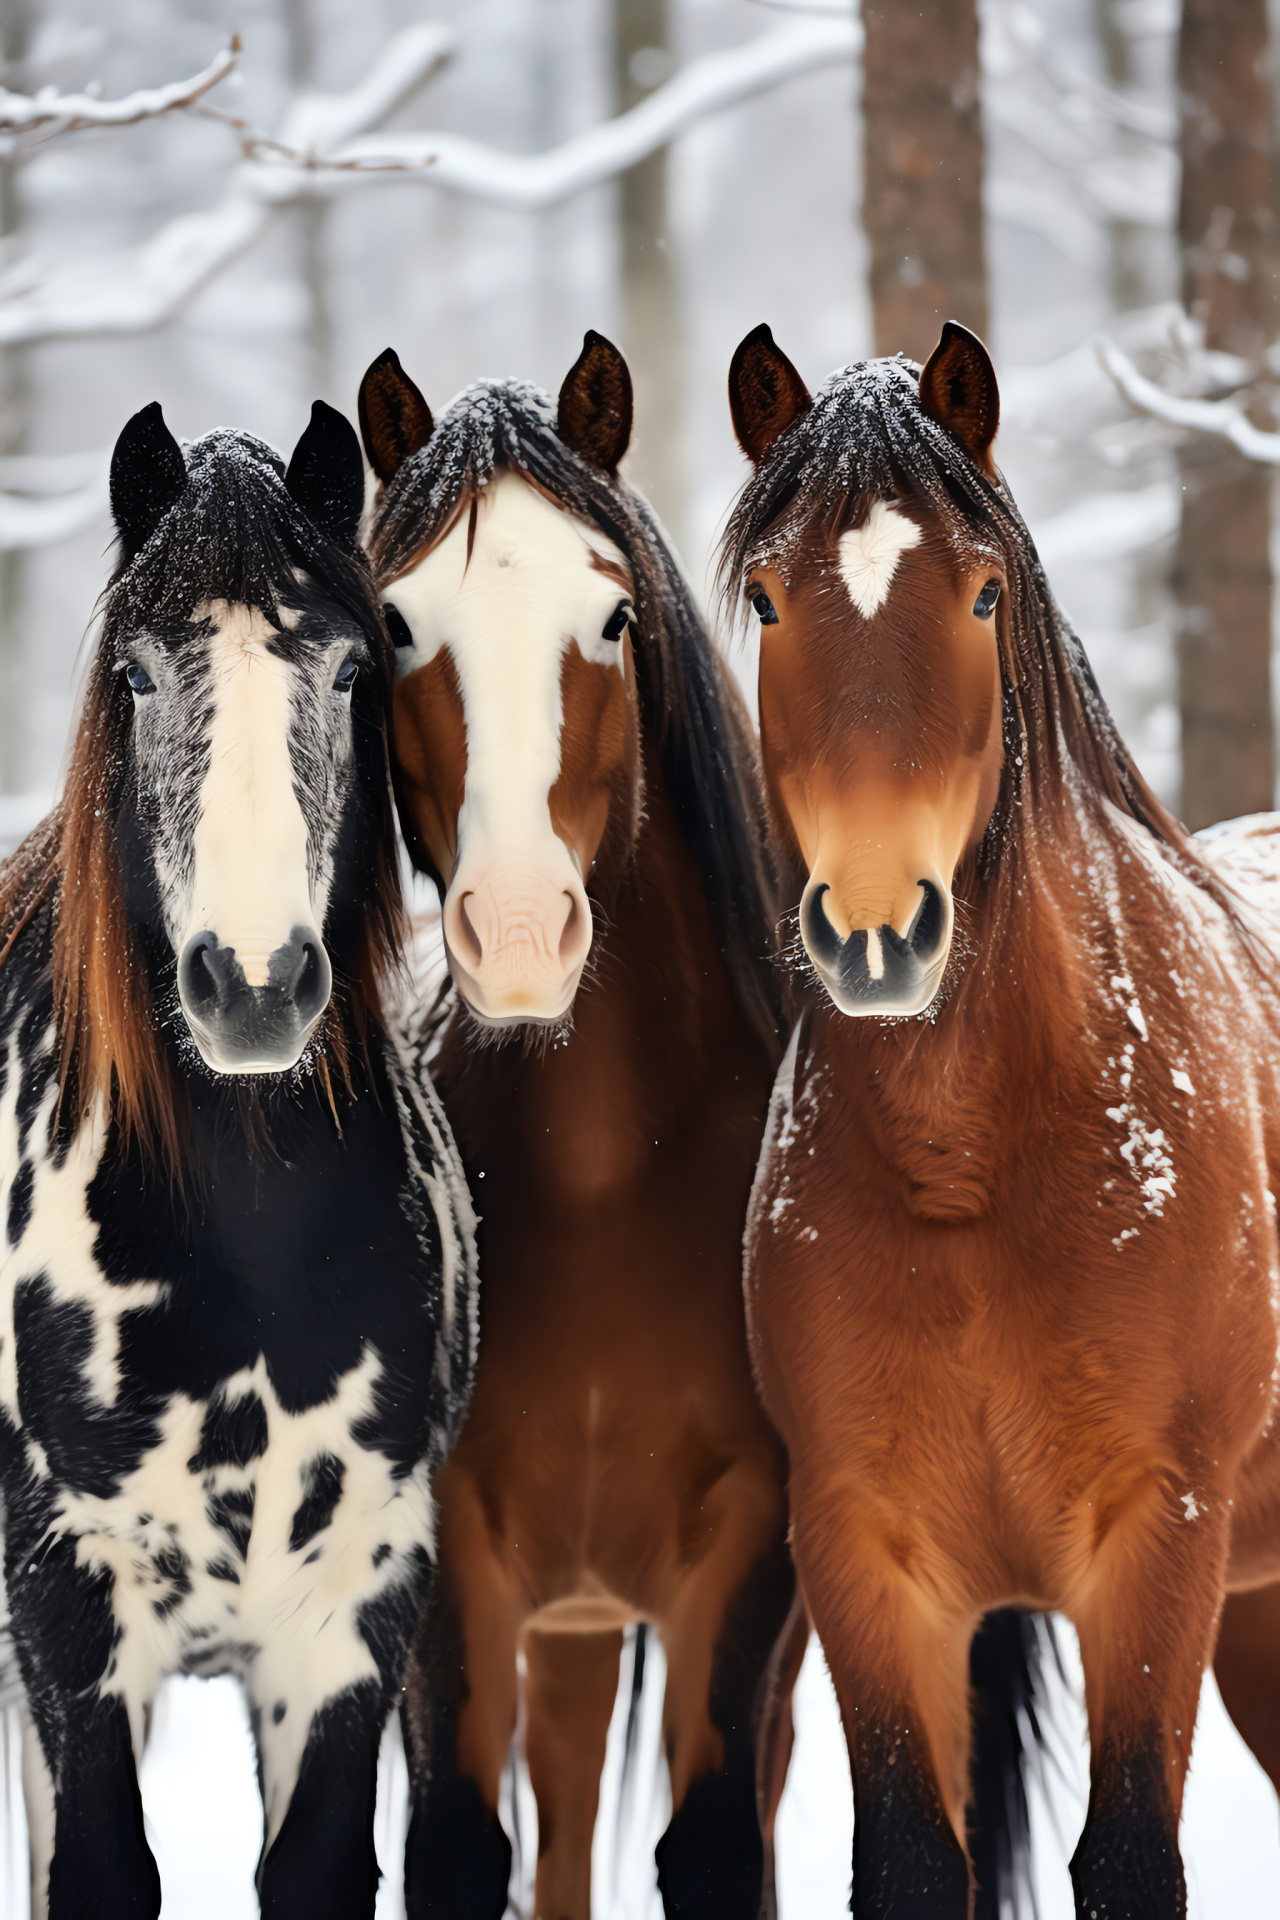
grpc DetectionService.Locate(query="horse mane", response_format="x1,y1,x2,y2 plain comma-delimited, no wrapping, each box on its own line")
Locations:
0,428,405,1172
368,378,783,1047
718,352,1267,960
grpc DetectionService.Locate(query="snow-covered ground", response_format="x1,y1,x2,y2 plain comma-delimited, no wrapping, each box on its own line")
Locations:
4,1621,1275,1916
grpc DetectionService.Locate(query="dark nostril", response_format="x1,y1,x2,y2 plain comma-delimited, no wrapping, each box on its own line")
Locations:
294,942,326,1020
179,932,234,1013
907,879,946,956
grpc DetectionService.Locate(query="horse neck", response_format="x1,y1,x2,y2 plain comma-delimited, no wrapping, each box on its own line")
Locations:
834,778,1158,1212
437,736,773,1206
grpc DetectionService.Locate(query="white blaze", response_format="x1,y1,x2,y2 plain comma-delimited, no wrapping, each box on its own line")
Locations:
837,498,922,619
385,471,628,1021
186,605,316,988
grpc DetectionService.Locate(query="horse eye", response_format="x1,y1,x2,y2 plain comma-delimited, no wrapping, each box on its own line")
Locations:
334,655,359,692
751,589,778,626
125,661,155,696
384,604,414,649
973,579,1001,619
601,600,632,642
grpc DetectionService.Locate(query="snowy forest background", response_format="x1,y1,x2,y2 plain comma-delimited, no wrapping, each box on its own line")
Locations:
2,0,1280,1912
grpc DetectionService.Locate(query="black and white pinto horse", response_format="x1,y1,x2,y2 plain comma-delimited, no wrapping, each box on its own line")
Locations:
0,403,476,1916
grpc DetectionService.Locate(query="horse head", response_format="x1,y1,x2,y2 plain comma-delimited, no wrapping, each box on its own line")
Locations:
361,336,644,1028
94,400,396,1079
726,321,1008,1018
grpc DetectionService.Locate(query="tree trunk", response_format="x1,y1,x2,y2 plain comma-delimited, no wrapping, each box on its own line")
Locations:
612,0,684,552
0,2,30,798
860,0,988,362
1174,0,1274,830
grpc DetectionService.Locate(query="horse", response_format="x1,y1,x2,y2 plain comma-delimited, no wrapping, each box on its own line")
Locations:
719,318,1280,1919
358,333,797,1920
0,400,476,1918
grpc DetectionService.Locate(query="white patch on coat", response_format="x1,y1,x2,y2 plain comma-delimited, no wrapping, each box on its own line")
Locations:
1181,1491,1202,1521
0,1065,163,1424
837,499,922,619
54,1350,434,1847
185,605,322,990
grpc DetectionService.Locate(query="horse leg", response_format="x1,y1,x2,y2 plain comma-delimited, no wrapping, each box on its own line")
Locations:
522,1628,623,1920
255,1677,388,1920
755,1591,810,1920
654,1482,794,1920
1213,1581,1280,1791
1067,1491,1229,1920
403,1476,521,1920
5,1530,161,1920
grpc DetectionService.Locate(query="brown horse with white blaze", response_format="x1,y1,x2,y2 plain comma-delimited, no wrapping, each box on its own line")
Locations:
722,319,1280,1919
359,336,796,1920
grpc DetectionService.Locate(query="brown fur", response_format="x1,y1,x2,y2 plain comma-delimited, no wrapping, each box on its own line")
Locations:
726,330,1280,1914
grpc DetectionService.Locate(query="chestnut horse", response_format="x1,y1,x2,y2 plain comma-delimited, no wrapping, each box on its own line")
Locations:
721,319,1280,1919
360,336,795,1920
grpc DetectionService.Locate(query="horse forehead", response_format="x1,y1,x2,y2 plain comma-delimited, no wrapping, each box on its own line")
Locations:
195,599,301,665
835,499,923,620
464,471,622,591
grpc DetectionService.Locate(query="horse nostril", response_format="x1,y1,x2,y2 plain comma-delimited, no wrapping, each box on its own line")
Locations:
908,879,946,957
558,891,588,967
294,942,327,1021
455,894,484,967
179,932,232,1013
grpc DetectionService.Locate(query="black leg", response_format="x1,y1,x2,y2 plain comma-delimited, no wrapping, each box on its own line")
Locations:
1069,1738,1185,1920
258,1682,387,1920
851,1720,970,1920
403,1581,512,1920
655,1545,796,1920
45,1695,161,1920
5,1516,160,1920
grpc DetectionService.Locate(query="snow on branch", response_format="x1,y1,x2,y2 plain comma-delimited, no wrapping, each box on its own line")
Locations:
0,41,240,160
0,24,458,347
1097,338,1280,468
0,18,854,346
330,18,859,210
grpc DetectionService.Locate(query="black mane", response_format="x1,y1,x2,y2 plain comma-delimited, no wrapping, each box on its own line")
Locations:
719,354,1178,850
369,378,782,1045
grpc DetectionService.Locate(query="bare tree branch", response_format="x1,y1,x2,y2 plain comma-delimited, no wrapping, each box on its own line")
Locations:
0,40,240,159
1098,336,1280,467
0,19,855,347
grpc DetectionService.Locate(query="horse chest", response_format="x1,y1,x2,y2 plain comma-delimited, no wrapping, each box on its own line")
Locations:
1,1023,445,1694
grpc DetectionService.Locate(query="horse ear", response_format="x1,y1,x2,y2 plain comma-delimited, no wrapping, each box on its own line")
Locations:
110,402,188,565
919,321,1000,477
286,401,366,548
728,324,812,466
358,348,434,487
557,331,633,472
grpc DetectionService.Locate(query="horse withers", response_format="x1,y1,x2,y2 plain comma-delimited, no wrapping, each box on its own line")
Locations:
0,404,476,1917
360,336,794,1920
722,320,1280,1918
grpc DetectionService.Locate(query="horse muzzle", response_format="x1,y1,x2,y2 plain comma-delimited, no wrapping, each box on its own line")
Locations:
442,866,593,1026
177,926,332,1073
800,877,953,1017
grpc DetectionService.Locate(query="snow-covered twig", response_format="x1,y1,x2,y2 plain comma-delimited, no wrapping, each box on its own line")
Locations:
329,18,858,209
0,41,240,160
0,24,457,347
0,19,853,346
1097,338,1280,467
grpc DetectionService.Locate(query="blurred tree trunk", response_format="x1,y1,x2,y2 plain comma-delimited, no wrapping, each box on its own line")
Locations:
0,1,30,797
1174,0,1274,829
860,0,988,361
282,0,333,403
612,0,685,552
